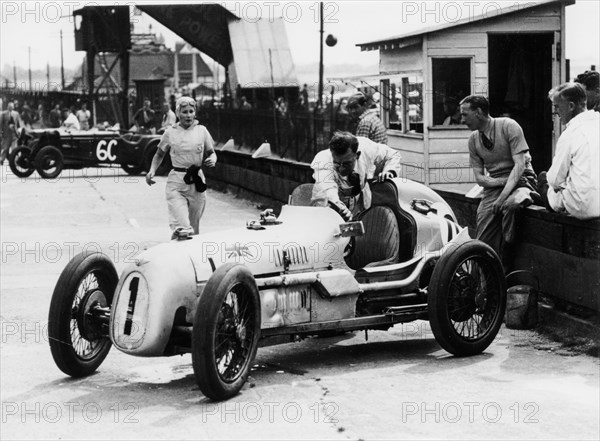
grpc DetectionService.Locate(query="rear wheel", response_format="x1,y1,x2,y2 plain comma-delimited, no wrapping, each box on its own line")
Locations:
192,263,261,400
428,240,506,356
9,146,34,177
34,145,64,179
143,144,172,176
48,252,117,377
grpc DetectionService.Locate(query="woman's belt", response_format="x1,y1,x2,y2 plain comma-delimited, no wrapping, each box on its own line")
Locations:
174,165,207,192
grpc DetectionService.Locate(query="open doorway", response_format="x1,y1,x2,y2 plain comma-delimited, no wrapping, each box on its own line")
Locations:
488,34,554,172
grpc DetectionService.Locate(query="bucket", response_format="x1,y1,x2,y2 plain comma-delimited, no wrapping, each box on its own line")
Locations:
504,271,539,330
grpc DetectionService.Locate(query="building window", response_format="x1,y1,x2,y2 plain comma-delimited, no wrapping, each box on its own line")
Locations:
381,75,423,134
381,79,402,131
432,58,470,126
406,76,423,133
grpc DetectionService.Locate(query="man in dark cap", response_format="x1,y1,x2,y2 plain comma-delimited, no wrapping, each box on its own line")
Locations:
574,70,600,112
346,92,388,144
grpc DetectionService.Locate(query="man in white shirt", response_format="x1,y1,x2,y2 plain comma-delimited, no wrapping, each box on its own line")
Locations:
76,103,91,130
61,107,81,131
539,82,600,220
160,102,176,132
310,131,402,220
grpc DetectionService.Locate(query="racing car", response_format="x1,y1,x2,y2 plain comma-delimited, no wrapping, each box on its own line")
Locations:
8,127,170,179
48,178,506,400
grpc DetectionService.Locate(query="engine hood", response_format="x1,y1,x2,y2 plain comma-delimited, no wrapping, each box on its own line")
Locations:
135,205,350,283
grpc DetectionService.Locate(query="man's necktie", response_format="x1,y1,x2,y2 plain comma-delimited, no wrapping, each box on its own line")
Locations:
481,132,494,150
348,172,361,197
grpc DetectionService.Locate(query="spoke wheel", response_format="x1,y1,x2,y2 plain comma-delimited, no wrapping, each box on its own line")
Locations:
48,252,117,377
8,146,34,177
34,145,64,179
192,263,261,400
428,240,506,356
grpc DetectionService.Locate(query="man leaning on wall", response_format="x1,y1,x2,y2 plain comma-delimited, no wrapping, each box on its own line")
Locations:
460,95,538,272
537,82,600,220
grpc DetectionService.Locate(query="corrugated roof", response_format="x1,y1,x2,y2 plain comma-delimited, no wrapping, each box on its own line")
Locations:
228,17,298,88
357,0,574,51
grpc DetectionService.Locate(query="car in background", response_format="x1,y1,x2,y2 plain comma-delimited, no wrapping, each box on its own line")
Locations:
8,127,171,179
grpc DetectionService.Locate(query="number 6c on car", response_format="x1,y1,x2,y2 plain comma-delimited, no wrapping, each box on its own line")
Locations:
96,139,117,161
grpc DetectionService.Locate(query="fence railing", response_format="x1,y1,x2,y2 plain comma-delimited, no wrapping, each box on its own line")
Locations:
200,107,354,163
3,87,356,164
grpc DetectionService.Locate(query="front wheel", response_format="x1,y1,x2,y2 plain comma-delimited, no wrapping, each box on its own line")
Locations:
428,240,506,356
34,145,64,179
48,252,117,377
192,263,261,400
9,146,34,177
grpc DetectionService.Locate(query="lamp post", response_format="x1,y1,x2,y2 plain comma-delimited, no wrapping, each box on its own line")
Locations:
60,29,65,89
317,2,337,110
28,47,32,90
317,3,324,109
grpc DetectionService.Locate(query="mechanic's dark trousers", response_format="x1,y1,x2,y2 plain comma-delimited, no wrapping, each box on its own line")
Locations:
165,172,206,236
476,186,532,271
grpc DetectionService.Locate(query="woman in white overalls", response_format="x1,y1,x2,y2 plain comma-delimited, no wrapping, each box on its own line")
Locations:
146,97,217,238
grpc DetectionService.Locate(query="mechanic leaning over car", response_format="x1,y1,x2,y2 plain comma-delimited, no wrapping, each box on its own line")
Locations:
145,96,217,239
310,131,402,221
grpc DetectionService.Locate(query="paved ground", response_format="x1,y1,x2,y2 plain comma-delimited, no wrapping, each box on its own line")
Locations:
1,166,599,440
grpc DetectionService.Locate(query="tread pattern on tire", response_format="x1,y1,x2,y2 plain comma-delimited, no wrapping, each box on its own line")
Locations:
192,263,261,401
428,240,506,356
48,252,117,377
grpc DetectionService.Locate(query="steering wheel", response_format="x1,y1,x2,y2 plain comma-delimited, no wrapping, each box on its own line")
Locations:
327,201,357,258
119,131,142,144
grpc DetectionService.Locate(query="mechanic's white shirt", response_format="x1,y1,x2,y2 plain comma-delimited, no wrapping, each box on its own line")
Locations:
310,137,402,213
62,113,80,131
547,110,600,220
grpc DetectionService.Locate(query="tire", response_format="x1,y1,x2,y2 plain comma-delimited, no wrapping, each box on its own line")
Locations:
192,263,261,400
34,145,64,179
428,240,506,356
121,163,144,175
48,251,118,377
8,146,35,177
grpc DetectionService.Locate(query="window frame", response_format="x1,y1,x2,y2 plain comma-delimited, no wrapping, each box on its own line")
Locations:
380,73,424,137
429,56,473,129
